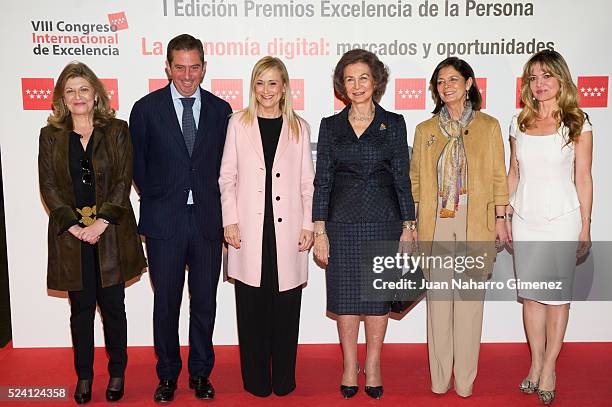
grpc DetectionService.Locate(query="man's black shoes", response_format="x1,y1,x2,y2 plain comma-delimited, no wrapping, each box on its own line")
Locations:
154,379,177,403
189,376,215,400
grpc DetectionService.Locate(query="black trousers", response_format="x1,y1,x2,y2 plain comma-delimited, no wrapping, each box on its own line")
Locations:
68,243,127,380
235,216,302,397
146,207,222,380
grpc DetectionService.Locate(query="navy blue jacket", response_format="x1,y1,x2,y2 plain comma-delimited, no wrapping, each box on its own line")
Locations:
312,103,415,223
129,84,232,239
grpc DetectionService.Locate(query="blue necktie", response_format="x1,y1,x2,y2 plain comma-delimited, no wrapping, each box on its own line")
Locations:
180,97,196,156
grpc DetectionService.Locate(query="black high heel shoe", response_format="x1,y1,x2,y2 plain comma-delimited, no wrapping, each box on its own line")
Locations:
365,385,384,400
74,379,92,404
339,364,360,399
363,369,384,399
340,384,359,399
105,377,125,402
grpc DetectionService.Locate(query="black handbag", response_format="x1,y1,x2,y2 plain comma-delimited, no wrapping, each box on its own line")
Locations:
390,266,427,314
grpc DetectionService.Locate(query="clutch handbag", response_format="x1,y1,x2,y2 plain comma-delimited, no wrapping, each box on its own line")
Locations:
390,266,427,314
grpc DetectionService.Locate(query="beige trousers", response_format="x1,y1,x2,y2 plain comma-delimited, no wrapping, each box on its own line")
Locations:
426,204,484,397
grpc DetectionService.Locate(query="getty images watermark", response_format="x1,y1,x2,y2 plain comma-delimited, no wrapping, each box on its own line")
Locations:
360,241,612,303
372,252,562,292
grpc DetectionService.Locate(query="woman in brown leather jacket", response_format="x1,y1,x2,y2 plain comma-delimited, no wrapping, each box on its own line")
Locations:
38,61,146,404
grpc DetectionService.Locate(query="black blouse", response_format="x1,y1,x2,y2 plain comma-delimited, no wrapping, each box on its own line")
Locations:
258,116,282,218
69,131,96,226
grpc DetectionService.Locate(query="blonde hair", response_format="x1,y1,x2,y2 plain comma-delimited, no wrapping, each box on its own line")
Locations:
240,56,302,141
47,61,115,130
518,50,586,145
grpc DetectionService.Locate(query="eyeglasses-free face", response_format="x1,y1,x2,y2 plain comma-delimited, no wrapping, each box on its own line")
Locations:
63,76,96,118
255,68,285,117
528,62,561,103
166,49,206,98
436,65,473,108
343,62,375,105
64,86,93,100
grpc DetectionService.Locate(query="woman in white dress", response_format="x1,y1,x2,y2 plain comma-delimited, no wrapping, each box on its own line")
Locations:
506,50,593,405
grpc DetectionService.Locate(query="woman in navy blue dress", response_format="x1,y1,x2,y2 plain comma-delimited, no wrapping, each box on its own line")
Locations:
313,49,415,399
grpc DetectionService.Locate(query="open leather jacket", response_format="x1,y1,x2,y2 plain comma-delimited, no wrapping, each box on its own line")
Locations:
38,118,146,291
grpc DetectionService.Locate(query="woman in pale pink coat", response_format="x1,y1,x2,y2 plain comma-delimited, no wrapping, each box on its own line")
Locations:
218,56,315,397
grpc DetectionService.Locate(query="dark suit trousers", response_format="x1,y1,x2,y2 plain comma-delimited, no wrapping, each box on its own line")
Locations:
68,243,127,380
146,206,222,380
235,216,302,397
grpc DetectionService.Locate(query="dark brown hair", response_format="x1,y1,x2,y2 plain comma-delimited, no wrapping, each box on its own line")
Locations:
167,33,204,64
333,49,389,103
47,61,114,130
430,57,481,114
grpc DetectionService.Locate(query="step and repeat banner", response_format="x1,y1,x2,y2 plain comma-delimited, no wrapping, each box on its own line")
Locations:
2,0,611,347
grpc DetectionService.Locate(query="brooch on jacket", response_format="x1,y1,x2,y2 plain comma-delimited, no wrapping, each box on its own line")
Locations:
426,134,436,147
379,123,387,130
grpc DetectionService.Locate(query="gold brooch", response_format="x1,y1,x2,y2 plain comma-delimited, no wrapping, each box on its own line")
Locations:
379,123,387,130
426,134,436,147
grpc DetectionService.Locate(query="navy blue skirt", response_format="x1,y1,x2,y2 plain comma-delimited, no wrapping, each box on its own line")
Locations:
326,221,402,315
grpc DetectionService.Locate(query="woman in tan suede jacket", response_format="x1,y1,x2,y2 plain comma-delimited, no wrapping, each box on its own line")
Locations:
409,57,508,398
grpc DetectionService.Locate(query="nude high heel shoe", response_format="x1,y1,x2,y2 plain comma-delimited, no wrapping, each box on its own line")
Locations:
536,372,556,405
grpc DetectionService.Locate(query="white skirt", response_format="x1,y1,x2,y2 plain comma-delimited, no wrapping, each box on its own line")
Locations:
511,208,581,305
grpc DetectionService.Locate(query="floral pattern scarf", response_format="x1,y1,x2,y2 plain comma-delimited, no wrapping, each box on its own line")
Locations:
437,103,474,218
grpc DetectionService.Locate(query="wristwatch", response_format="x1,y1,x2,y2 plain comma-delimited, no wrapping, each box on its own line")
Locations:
403,220,417,231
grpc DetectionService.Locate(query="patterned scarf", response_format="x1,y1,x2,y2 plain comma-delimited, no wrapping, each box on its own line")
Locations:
437,103,474,218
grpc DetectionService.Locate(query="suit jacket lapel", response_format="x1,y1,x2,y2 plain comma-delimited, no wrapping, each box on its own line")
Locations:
427,118,447,162
338,105,354,141
91,127,104,157
161,84,190,157
362,103,385,141
247,117,265,166
192,87,209,155
462,111,478,161
272,117,290,167
54,129,73,191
